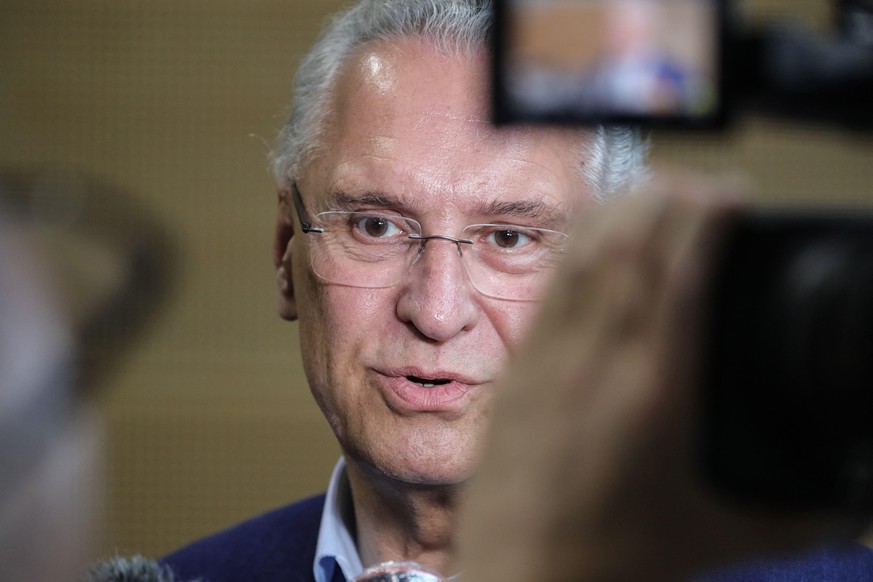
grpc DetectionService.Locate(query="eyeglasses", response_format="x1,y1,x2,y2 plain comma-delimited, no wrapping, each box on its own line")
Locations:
292,182,568,301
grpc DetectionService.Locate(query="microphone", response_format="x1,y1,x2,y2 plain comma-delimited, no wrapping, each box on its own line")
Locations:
83,555,184,582
352,561,446,582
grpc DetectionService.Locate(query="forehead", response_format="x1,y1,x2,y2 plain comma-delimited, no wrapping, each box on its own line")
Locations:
304,38,592,215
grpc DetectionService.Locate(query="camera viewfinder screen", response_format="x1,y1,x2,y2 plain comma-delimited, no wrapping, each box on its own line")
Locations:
495,0,722,127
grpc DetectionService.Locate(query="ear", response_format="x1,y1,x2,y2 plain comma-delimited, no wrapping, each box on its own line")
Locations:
274,185,298,321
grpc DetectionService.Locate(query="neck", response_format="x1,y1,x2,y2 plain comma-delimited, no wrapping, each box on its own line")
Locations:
345,460,462,577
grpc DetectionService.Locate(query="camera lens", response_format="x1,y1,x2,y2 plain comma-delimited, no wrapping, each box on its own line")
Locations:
702,213,873,512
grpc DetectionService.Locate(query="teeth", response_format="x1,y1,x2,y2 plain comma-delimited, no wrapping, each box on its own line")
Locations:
407,376,448,388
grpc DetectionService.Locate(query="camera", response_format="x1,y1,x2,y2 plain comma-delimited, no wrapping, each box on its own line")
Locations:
492,0,873,511
704,214,873,512
492,0,873,130
492,0,727,128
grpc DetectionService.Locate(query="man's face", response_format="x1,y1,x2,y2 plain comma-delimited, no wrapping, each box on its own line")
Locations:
278,38,593,486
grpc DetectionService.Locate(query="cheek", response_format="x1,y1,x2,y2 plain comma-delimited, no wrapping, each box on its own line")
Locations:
299,285,396,436
293,244,336,394
315,286,388,344
297,273,390,381
293,237,387,328
487,300,543,358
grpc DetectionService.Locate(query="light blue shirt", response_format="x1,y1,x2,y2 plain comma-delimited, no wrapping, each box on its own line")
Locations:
314,458,363,582
313,457,459,582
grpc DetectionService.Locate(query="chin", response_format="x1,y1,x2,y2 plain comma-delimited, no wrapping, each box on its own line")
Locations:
342,415,488,489
382,451,481,489
395,467,474,488
354,449,479,490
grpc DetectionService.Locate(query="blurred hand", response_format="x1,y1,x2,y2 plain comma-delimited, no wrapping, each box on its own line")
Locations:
459,170,844,582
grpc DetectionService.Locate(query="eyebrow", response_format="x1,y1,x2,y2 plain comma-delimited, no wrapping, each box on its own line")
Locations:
324,189,565,229
477,199,564,227
323,190,408,213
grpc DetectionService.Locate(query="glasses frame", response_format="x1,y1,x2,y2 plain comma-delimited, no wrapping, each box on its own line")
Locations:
292,181,324,235
292,181,478,250
290,181,567,300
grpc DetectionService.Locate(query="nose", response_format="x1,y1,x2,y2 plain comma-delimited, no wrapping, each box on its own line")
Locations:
395,237,481,342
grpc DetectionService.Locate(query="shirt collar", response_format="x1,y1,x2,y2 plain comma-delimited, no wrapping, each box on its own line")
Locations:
314,457,363,582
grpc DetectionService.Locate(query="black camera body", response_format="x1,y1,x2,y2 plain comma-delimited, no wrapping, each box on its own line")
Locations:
703,214,873,512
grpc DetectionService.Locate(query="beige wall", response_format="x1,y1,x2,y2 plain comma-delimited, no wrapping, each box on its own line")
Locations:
1,0,348,558
1,0,871,562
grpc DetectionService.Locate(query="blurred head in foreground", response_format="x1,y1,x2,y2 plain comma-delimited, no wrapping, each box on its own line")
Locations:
0,214,104,582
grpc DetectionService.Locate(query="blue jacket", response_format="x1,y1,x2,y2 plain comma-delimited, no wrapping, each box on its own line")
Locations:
162,495,324,582
162,495,873,581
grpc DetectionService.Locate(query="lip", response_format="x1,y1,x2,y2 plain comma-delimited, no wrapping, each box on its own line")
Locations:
375,367,484,412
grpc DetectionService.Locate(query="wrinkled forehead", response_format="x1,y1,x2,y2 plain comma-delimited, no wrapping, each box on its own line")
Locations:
327,38,495,150
303,37,592,214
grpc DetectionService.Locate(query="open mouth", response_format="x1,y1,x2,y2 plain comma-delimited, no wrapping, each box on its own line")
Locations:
406,375,452,388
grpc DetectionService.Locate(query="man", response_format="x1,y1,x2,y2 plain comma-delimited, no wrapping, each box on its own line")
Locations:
162,1,872,580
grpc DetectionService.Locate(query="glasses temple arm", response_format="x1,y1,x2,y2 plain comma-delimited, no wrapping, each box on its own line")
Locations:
291,181,324,234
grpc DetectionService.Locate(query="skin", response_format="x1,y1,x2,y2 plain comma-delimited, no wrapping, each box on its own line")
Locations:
273,38,593,574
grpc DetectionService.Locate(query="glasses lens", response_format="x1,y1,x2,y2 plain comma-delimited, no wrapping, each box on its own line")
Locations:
305,212,566,301
308,211,422,288
461,224,567,301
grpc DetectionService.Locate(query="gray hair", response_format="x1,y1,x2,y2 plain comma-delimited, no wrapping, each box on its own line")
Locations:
271,0,649,201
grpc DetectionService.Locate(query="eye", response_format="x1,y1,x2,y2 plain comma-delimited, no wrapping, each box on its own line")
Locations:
353,214,405,239
486,228,532,249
